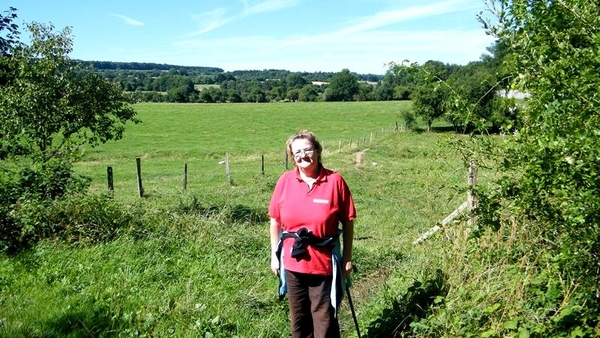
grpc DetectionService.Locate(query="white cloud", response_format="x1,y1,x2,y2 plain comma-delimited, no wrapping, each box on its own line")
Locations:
170,26,494,73
134,0,494,73
190,8,235,35
242,0,302,15
339,0,479,34
191,0,301,35
110,14,144,26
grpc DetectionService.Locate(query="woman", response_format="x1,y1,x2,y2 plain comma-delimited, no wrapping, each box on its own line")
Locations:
269,130,356,338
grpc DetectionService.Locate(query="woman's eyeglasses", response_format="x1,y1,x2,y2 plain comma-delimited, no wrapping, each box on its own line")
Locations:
292,149,315,158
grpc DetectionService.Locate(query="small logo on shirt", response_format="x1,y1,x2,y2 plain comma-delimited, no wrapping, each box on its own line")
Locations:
313,198,329,204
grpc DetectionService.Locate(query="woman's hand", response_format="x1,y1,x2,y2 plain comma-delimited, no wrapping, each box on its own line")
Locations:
343,260,353,278
271,253,280,276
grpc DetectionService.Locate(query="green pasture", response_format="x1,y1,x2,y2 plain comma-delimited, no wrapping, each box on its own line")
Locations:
75,101,416,205
2,102,479,337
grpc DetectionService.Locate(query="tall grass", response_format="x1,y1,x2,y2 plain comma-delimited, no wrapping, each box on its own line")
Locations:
1,102,479,337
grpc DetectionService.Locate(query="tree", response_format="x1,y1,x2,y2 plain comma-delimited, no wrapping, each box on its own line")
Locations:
374,80,395,101
298,85,319,102
0,19,138,161
356,83,374,101
0,7,20,87
444,61,500,132
418,60,455,84
0,12,139,252
393,85,411,100
167,85,191,102
0,7,19,55
410,84,449,132
199,88,215,103
226,89,242,103
285,73,309,90
324,69,359,101
286,89,300,101
269,85,286,101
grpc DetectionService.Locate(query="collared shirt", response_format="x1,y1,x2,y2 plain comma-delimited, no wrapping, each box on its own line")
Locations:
269,166,356,275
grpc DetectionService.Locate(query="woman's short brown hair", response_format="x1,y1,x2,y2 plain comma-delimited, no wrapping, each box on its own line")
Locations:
286,130,323,165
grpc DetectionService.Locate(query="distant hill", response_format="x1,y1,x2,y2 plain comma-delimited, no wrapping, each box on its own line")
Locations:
74,60,384,82
75,60,224,74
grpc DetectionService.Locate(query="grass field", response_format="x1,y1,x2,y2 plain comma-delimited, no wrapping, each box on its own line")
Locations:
75,101,415,205
1,101,478,337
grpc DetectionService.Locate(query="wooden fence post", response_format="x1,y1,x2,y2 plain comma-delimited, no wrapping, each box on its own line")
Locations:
136,157,143,198
413,158,479,244
285,150,289,170
225,153,232,184
183,163,188,191
261,155,265,175
468,159,478,226
107,166,114,197
338,140,341,153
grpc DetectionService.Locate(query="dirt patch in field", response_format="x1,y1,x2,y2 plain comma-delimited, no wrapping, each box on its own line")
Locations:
354,149,367,169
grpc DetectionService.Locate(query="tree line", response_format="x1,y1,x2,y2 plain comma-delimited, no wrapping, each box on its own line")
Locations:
81,49,514,133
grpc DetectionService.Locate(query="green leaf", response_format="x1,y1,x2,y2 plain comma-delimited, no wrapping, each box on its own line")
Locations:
481,329,497,337
519,327,530,338
504,320,519,330
484,302,501,313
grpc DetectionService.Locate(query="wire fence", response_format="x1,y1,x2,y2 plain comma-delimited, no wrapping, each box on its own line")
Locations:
105,122,406,198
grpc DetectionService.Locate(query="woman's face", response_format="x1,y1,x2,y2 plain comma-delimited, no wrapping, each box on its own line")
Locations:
291,138,317,170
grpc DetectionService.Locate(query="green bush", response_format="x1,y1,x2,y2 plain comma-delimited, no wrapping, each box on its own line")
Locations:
401,109,419,131
0,158,141,252
0,159,84,252
365,269,447,337
49,194,144,246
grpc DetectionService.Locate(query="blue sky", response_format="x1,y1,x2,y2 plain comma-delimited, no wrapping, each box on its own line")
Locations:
11,0,496,74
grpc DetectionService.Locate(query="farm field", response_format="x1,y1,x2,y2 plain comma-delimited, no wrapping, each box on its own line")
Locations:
75,101,418,205
1,101,478,337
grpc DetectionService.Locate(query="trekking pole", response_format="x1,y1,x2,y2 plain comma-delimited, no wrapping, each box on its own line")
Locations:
346,286,361,338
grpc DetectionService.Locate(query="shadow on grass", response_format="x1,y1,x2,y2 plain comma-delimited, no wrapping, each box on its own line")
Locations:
229,204,270,224
364,269,447,337
4,304,122,338
174,195,269,224
429,125,457,133
408,125,457,134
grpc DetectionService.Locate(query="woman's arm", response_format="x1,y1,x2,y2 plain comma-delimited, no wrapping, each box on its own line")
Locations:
269,217,282,275
342,219,354,277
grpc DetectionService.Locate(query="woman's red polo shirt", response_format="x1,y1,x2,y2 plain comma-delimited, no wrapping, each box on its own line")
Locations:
269,166,356,275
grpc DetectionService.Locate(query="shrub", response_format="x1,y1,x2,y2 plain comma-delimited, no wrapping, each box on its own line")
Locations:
401,109,419,131
0,159,86,252
50,194,144,246
0,158,141,252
